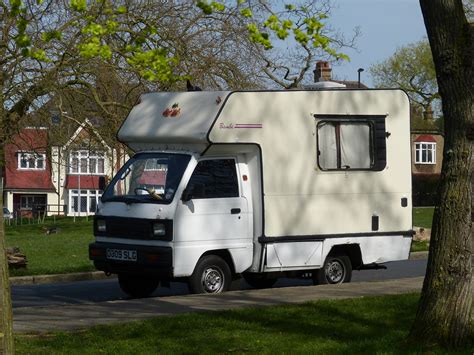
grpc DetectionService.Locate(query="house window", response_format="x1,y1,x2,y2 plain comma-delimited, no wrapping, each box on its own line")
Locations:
317,122,374,170
20,196,34,210
69,150,105,175
17,152,46,170
415,142,436,164
144,158,169,171
69,189,103,214
20,195,46,211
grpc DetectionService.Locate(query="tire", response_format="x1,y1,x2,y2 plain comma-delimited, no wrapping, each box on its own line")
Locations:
243,273,277,289
118,273,159,298
313,254,352,285
188,255,232,294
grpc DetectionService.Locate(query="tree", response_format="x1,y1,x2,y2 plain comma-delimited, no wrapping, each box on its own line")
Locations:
408,0,473,348
369,39,439,116
0,1,351,352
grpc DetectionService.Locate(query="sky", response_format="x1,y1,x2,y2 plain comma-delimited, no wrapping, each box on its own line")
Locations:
327,0,428,86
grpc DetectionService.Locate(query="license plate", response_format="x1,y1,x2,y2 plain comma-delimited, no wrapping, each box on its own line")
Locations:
106,248,137,262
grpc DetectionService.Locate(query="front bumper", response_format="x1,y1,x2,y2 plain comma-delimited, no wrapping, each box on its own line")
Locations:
89,242,173,278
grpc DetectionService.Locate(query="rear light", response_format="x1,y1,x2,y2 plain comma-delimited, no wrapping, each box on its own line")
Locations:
145,253,160,263
90,248,104,257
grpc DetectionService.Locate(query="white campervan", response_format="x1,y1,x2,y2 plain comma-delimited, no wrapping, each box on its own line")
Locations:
89,89,413,297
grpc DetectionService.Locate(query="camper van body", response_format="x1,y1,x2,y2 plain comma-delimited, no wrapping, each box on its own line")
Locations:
89,89,413,296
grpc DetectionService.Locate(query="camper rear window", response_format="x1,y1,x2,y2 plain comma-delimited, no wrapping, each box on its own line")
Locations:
317,121,374,170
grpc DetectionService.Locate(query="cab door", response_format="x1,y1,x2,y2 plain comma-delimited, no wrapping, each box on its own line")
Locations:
175,158,250,245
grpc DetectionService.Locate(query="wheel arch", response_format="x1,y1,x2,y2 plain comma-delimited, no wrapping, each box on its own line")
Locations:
327,244,363,270
201,249,236,276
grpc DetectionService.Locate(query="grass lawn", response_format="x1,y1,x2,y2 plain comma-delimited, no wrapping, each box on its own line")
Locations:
15,293,472,354
413,207,434,228
412,207,434,252
5,217,95,277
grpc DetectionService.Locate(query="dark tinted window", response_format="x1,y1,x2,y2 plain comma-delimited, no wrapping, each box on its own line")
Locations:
187,159,239,199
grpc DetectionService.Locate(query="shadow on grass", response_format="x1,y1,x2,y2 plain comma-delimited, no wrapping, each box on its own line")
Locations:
18,293,464,355
16,293,473,354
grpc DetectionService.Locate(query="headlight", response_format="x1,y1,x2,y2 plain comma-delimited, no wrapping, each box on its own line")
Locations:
97,219,106,232
152,223,166,237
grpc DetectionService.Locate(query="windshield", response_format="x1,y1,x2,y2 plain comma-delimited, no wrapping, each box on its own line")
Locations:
102,153,191,204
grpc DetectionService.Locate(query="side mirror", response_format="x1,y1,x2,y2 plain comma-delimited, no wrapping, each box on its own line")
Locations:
98,176,107,191
181,183,204,202
181,188,193,202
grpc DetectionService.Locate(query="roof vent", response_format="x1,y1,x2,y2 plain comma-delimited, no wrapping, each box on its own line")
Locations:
303,81,347,90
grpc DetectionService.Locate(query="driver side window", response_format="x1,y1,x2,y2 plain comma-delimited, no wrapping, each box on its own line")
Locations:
186,159,239,199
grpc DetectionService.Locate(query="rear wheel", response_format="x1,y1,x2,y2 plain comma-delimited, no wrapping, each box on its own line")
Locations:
243,273,277,289
118,273,159,298
313,254,352,285
188,255,232,294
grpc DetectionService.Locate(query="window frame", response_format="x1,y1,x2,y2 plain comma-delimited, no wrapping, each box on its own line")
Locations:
17,152,46,170
186,157,240,200
314,115,387,172
415,141,436,164
68,189,103,214
316,120,375,171
69,150,106,175
20,195,46,210
144,158,169,172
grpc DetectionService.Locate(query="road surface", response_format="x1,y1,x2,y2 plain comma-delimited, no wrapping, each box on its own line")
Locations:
12,258,427,309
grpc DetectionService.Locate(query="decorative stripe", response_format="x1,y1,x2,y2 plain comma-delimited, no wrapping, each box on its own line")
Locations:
235,124,263,128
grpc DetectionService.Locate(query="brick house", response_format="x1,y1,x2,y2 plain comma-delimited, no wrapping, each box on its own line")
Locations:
3,128,57,218
2,122,127,217
410,107,444,206
411,132,444,174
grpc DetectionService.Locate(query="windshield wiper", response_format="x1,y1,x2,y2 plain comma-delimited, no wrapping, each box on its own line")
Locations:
103,196,142,204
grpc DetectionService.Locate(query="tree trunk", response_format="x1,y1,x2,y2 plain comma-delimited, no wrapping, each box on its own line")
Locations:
0,60,14,352
0,183,14,354
409,0,473,348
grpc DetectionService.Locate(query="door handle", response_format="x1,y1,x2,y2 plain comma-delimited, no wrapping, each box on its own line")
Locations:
231,208,241,214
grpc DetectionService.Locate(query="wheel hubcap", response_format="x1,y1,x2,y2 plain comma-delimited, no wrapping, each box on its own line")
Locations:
202,267,224,293
325,260,345,283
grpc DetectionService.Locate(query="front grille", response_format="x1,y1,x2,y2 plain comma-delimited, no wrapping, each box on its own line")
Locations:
94,216,173,241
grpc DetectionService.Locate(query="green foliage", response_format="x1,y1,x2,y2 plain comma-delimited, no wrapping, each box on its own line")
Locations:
30,48,48,61
41,31,62,42
126,49,178,82
9,0,349,85
78,37,112,59
197,1,225,15
240,7,253,18
70,0,87,12
370,40,439,109
247,23,272,49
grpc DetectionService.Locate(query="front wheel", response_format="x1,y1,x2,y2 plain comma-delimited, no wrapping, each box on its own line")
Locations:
118,273,159,298
313,254,352,285
188,255,232,294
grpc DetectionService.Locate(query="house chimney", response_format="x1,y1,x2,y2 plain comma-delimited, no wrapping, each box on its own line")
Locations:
314,61,332,82
423,105,433,121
